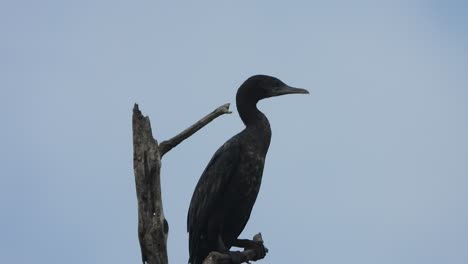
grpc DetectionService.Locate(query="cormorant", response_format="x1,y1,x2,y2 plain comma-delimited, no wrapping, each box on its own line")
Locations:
187,75,309,264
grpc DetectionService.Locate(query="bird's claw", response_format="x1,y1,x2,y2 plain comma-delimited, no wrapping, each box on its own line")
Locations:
249,241,266,261
228,251,243,264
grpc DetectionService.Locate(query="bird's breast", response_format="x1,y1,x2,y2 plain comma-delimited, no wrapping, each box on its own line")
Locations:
231,151,265,200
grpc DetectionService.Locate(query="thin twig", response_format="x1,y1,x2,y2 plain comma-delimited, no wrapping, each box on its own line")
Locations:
159,103,231,157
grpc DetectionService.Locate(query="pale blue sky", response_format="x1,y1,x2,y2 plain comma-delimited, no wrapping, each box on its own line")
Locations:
1,1,468,264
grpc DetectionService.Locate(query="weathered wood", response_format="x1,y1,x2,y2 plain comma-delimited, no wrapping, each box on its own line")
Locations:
133,104,168,264
132,103,231,264
202,233,268,264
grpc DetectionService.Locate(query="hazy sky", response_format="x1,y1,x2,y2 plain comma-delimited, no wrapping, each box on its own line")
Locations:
1,1,468,264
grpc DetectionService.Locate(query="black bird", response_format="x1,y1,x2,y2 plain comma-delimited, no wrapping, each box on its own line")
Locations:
187,75,309,264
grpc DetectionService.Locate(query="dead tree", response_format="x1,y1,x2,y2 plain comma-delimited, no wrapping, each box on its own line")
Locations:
132,103,268,264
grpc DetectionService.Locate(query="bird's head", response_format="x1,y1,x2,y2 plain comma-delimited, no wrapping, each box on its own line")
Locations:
237,75,309,103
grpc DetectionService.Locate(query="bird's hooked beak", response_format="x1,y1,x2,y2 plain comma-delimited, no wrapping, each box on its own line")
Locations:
268,85,309,97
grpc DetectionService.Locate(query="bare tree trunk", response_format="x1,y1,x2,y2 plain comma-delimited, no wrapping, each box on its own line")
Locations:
132,103,268,264
132,104,167,264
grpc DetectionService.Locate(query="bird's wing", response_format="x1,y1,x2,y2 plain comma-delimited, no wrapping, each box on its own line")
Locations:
187,136,241,263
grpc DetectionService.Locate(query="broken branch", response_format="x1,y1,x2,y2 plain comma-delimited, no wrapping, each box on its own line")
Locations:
159,103,231,157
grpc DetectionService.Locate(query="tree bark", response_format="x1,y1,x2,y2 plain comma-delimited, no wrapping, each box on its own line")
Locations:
132,104,167,264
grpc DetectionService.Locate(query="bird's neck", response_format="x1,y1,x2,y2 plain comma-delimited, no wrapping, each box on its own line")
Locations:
237,99,272,153
237,98,267,127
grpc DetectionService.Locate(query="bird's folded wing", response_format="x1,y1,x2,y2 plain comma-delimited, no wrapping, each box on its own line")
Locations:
187,137,241,261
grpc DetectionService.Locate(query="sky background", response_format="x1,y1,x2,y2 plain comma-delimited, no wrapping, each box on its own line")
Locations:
1,1,468,263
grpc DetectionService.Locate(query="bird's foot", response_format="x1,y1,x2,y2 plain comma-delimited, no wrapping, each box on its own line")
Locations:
233,238,267,261
228,251,244,264
247,240,266,261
